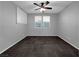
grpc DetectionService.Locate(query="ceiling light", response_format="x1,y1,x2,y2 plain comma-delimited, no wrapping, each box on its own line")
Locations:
40,8,46,12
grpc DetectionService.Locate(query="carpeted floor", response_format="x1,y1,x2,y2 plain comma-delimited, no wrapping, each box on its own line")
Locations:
0,36,78,57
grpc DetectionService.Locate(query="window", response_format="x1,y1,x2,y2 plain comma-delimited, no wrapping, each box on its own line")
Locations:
35,16,42,27
43,16,50,27
17,7,27,24
35,16,50,28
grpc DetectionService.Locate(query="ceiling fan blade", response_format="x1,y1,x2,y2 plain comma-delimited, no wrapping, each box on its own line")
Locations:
44,7,52,9
35,8,41,10
33,3,41,7
45,1,50,5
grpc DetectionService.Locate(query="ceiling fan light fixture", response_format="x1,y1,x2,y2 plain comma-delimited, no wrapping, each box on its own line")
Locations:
33,1,52,13
40,8,46,12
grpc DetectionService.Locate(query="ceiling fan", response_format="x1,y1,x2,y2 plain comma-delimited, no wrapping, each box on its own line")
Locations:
33,1,52,12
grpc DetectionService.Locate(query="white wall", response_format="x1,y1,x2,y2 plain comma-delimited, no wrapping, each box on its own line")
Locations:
0,1,28,54
27,13,57,36
57,2,79,49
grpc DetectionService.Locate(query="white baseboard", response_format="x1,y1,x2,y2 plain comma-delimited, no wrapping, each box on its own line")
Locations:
0,36,27,54
57,35,79,50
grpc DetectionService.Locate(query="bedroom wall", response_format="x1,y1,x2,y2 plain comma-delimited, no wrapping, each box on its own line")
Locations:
27,13,57,36
57,2,79,49
0,1,28,54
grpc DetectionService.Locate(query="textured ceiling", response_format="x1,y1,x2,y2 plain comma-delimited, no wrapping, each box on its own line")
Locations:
13,1,72,14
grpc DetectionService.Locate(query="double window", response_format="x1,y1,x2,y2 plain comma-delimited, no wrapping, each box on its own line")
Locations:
35,16,50,28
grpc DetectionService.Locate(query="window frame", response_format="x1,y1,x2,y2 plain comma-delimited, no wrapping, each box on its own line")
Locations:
34,15,50,28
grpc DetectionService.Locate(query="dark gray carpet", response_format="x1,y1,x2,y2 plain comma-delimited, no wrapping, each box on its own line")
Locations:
0,36,78,57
